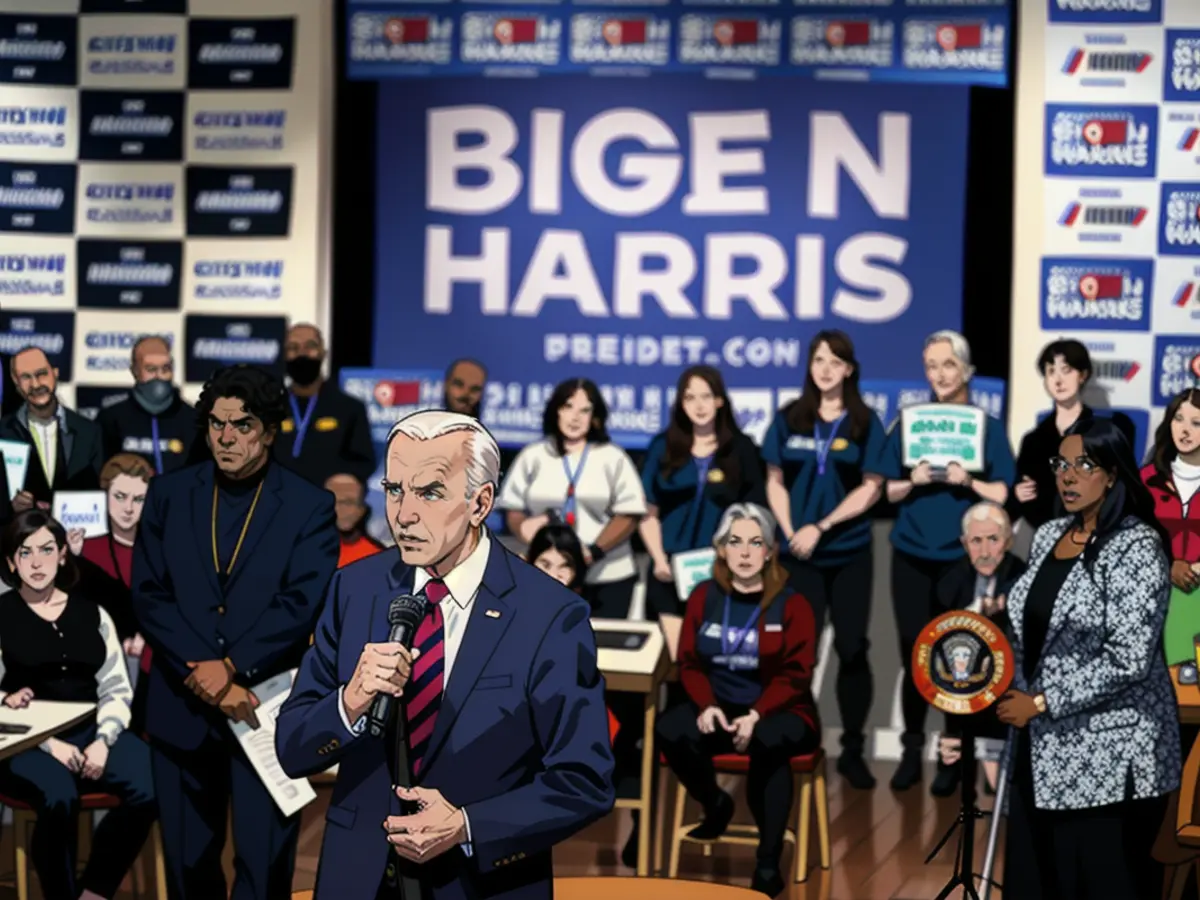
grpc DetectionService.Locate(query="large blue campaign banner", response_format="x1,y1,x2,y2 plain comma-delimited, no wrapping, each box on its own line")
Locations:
346,0,1010,86
372,76,973,449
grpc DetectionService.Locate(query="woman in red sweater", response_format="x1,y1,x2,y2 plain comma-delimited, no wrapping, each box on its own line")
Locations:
656,501,820,898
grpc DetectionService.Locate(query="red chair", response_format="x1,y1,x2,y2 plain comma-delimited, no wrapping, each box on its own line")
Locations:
659,749,831,883
0,791,167,900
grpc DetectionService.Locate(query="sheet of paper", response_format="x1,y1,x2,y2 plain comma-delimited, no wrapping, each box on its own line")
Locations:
52,491,109,538
0,440,30,500
671,547,716,602
900,403,987,473
229,669,316,818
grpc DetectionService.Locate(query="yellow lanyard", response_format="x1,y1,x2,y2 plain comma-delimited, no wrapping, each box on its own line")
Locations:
211,480,264,575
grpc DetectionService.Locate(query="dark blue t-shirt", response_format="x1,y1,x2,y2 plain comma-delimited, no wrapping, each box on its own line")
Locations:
871,410,1016,561
761,409,886,567
695,589,763,707
641,431,766,556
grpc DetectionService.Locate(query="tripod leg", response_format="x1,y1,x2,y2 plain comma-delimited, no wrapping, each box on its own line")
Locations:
924,815,964,864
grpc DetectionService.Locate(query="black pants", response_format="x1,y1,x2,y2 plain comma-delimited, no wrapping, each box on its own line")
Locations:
643,574,681,622
656,701,819,864
152,733,300,900
0,724,157,899
891,549,960,751
1013,734,1165,899
586,576,642,780
782,549,873,756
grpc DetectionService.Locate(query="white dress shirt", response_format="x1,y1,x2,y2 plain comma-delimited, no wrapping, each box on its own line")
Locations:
337,531,493,853
29,415,59,485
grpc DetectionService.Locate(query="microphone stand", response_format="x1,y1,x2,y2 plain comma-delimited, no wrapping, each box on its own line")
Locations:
925,717,985,900
391,701,423,900
979,726,1015,900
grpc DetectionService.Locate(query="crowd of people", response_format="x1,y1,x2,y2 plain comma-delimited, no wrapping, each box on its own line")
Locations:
0,322,1196,899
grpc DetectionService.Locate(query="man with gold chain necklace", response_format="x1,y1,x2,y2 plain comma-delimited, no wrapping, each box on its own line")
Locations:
131,364,339,900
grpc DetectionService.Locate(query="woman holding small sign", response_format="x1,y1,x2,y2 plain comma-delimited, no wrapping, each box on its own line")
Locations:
869,330,1015,793
761,331,887,790
656,502,820,899
639,365,766,621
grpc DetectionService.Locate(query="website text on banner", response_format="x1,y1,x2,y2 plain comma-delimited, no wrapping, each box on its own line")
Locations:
371,76,972,450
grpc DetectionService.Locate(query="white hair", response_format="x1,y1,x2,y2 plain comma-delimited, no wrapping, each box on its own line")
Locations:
386,410,500,498
924,329,976,381
960,501,1011,538
712,503,779,554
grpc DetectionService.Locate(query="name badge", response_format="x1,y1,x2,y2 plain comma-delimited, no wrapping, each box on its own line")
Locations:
707,468,724,483
765,624,783,633
315,417,339,432
786,435,815,451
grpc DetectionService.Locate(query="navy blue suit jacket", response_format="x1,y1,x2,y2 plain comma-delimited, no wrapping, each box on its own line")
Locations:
276,542,615,900
131,460,338,750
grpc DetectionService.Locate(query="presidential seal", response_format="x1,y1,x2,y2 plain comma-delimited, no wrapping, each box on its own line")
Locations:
911,610,1013,716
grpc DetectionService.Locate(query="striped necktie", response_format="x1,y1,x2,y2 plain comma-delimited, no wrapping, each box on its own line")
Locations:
406,580,446,778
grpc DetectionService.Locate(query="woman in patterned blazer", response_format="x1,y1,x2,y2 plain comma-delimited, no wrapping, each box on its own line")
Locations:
996,417,1179,899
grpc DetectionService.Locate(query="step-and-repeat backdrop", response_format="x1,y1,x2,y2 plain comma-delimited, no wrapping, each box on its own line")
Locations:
1011,0,1200,457
0,0,331,420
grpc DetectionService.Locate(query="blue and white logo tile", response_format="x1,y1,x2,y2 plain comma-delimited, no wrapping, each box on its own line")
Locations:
182,241,293,312
1150,258,1200,332
79,16,187,90
1158,182,1200,257
1043,178,1159,257
0,234,75,309
1044,103,1158,178
76,163,185,239
76,310,182,386
1048,0,1162,25
185,93,298,163
1044,27,1161,103
0,86,78,162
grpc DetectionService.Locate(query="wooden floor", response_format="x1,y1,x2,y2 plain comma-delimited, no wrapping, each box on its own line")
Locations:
0,762,1008,900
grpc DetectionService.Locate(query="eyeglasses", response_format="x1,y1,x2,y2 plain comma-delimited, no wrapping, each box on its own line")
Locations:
1049,456,1101,476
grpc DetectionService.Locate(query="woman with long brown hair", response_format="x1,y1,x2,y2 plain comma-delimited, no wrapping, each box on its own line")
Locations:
1141,387,1200,664
761,330,885,790
656,502,819,898
639,365,765,620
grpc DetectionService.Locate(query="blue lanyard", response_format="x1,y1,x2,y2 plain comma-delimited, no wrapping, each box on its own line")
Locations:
288,393,317,459
815,412,847,477
561,445,589,527
721,594,763,657
149,417,163,474
687,455,713,544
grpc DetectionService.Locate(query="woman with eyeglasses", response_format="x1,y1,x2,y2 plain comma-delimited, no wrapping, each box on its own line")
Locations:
640,365,765,621
996,418,1177,898
1142,388,1200,665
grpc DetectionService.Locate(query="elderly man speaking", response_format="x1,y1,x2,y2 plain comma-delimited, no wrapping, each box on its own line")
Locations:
277,410,615,900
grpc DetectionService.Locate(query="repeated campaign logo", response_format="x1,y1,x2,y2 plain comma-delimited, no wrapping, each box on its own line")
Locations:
184,314,286,382
1039,257,1152,332
902,20,1005,73
79,168,180,234
1165,31,1200,104
76,239,181,310
1044,104,1157,178
569,15,670,67
0,312,75,381
82,22,183,85
1153,336,1200,406
79,91,184,162
0,162,76,234
0,15,78,86
186,166,294,238
81,0,187,11
790,17,893,68
0,100,72,160
1082,337,1151,408
1054,31,1157,99
1045,180,1156,256
1047,0,1162,24
1165,263,1200,324
190,257,285,302
82,320,179,377
188,19,296,91
0,246,70,302
461,13,562,66
191,107,288,155
1159,183,1200,257
349,12,455,68
678,15,782,67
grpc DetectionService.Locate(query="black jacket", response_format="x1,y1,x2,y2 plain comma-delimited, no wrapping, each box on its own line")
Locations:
1009,406,1136,529
97,392,196,475
935,551,1028,639
271,380,376,487
0,403,103,503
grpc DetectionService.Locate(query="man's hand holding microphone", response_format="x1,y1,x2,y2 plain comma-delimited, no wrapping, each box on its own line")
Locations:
342,641,420,725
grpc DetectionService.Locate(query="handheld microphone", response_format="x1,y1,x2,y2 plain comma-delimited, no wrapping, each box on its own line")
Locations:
366,593,429,739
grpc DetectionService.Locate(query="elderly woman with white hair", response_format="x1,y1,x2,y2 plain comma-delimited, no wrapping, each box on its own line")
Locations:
656,502,820,898
867,330,1016,793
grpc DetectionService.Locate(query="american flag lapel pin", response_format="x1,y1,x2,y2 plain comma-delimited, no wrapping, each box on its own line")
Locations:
485,609,502,619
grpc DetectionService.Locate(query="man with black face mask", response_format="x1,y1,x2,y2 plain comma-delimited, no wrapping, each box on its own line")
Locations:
96,336,196,475
272,323,375,486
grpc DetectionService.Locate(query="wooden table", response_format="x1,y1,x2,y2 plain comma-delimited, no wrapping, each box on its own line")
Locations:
553,877,763,899
1172,664,1200,725
0,700,95,762
592,620,670,878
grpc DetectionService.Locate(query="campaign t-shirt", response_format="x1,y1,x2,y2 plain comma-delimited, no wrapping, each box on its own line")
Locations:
640,430,767,557
497,439,647,584
761,409,886,566
871,410,1016,561
695,588,764,707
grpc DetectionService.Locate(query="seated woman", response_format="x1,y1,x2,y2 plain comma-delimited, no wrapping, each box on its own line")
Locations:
526,523,588,593
656,502,820,899
0,509,157,900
